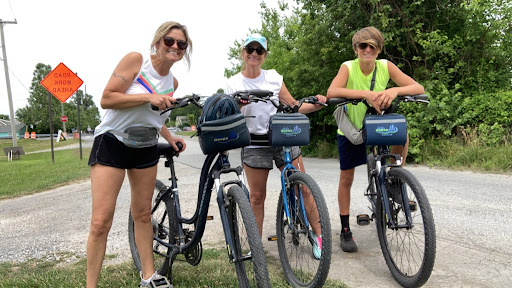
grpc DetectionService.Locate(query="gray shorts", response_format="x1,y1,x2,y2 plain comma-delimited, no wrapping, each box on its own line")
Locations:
241,146,301,169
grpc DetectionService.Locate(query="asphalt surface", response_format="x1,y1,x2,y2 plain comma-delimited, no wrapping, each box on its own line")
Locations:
0,135,510,287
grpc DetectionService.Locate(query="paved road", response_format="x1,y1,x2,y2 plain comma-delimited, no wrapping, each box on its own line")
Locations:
0,135,510,287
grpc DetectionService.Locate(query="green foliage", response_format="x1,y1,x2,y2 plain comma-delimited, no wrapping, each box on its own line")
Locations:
15,63,101,134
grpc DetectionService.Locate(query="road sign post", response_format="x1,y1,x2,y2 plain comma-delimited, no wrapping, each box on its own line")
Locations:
40,63,83,163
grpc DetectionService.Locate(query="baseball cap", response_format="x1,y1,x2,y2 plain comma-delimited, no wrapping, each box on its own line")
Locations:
244,33,267,50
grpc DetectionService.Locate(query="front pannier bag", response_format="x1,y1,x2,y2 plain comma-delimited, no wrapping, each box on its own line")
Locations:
268,113,310,147
197,93,250,155
363,114,407,146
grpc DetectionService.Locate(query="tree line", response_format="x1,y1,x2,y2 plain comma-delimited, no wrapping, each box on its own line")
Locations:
225,0,512,160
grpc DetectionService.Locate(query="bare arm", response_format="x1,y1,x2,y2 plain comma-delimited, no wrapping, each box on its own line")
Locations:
101,52,176,110
278,82,325,114
159,125,187,152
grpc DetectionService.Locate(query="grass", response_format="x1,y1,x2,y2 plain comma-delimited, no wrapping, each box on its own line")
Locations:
302,138,512,174
0,251,347,288
0,139,91,199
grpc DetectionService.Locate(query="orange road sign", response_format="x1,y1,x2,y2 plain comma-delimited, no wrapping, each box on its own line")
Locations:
40,62,83,103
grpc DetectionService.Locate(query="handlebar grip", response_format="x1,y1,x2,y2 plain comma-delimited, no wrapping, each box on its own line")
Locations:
413,94,429,101
248,89,273,97
326,98,349,106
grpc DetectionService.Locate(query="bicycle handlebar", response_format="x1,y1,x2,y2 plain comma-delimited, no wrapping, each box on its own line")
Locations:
325,94,429,107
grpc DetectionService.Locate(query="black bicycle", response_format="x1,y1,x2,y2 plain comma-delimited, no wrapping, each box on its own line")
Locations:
328,94,436,287
128,92,271,287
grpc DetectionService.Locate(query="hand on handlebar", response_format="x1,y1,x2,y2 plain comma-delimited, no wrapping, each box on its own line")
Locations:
150,94,176,111
370,89,399,114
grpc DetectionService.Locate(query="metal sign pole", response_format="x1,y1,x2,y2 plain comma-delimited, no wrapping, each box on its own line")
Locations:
48,91,54,164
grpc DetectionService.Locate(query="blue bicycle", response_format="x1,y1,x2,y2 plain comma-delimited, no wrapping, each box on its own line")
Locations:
243,92,332,288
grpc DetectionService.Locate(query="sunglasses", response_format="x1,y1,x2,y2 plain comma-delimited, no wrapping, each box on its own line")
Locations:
163,37,188,50
357,43,376,50
245,46,266,55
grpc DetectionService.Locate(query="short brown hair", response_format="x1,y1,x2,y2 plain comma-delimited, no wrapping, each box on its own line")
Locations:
352,26,385,53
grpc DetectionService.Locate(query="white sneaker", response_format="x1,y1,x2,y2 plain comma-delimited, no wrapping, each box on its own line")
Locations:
140,271,172,288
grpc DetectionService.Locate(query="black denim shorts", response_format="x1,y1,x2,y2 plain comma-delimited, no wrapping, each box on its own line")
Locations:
88,132,159,169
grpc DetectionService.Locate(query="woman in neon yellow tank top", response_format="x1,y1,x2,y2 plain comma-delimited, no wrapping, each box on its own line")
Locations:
326,26,424,253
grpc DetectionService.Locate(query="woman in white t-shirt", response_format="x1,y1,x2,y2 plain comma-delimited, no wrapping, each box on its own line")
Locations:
225,33,326,260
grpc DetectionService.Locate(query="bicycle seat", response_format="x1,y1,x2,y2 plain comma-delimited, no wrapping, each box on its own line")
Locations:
157,142,183,158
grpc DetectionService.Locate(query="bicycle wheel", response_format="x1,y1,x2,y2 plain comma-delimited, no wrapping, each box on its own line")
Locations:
226,185,270,288
128,180,176,276
376,168,436,287
276,172,332,288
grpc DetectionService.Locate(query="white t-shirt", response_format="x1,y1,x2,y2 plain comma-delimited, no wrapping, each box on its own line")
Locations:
94,55,172,139
225,69,282,136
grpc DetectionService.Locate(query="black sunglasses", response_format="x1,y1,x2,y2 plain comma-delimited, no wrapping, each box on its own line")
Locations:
163,37,188,50
245,46,266,55
357,43,376,50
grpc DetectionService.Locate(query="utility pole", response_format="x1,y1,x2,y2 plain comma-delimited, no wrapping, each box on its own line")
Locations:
1,19,18,147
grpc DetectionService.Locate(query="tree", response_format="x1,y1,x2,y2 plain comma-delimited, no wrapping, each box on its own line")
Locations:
225,0,512,148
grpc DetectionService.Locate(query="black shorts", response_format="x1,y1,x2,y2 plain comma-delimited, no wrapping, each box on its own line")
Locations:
337,134,367,170
88,132,159,169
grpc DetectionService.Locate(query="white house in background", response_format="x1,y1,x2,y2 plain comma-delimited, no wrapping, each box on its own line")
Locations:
175,116,188,127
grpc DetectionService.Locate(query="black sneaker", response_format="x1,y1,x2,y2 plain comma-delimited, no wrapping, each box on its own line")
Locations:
340,228,358,252
387,180,403,203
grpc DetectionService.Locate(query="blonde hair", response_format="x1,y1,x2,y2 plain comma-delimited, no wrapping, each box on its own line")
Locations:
151,21,193,68
352,26,385,53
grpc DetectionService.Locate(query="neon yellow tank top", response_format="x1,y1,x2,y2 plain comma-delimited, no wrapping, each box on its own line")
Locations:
338,59,390,135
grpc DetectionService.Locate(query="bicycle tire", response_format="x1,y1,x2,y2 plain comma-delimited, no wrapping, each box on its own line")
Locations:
376,168,436,288
128,179,176,276
226,185,271,288
276,172,332,288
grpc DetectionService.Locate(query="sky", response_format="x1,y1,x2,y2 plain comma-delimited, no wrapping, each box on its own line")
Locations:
0,0,279,117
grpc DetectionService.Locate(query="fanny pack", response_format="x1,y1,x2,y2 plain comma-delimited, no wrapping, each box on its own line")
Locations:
333,65,377,145
333,106,364,145
109,127,159,148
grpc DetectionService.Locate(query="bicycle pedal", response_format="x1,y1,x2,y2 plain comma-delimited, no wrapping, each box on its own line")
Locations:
150,276,171,288
206,215,214,220
357,214,371,226
267,235,277,241
409,201,417,212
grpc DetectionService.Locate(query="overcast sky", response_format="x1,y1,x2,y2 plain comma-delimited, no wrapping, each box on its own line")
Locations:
0,0,279,117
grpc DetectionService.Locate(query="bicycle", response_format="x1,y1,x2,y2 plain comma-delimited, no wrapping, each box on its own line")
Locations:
127,92,271,287
241,92,332,288
328,94,436,288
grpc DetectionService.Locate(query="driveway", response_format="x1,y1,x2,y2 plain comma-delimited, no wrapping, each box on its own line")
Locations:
0,136,510,287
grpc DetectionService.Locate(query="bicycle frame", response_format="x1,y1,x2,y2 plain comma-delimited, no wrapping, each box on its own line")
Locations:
280,146,310,230
369,144,414,230
157,151,249,260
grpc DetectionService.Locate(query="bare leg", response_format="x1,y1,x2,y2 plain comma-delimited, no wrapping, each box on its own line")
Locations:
128,165,158,280
244,164,270,237
391,134,409,166
86,164,125,288
338,168,355,216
